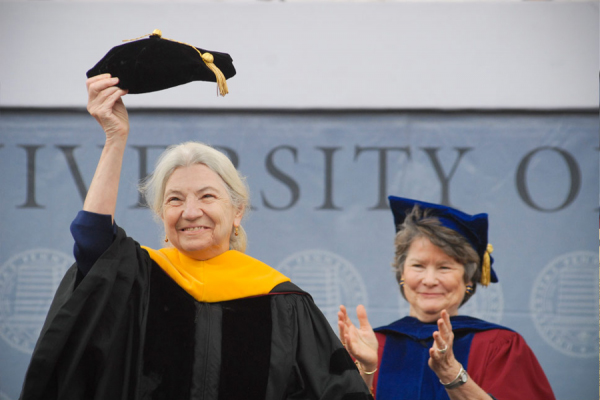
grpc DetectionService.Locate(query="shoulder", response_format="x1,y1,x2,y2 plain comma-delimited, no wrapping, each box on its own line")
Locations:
374,316,417,333
267,282,326,322
473,327,523,346
270,281,310,296
268,282,315,311
470,328,533,365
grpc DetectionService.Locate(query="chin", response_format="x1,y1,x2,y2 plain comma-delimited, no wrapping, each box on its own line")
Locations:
419,307,445,319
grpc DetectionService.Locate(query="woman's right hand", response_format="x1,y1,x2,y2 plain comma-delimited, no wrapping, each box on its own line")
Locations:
338,304,379,372
82,74,130,218
86,74,129,141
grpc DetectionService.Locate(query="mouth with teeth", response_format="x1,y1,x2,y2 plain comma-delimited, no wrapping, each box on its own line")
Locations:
180,226,209,232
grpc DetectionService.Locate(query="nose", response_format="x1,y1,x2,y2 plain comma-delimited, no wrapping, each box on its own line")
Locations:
422,267,438,286
182,198,204,220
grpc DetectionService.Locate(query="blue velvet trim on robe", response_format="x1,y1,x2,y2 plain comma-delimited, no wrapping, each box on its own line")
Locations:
374,316,511,400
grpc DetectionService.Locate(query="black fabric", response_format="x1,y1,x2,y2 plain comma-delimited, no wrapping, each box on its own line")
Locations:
329,348,358,375
20,227,151,400
86,33,236,94
20,229,373,400
141,264,196,399
341,393,374,400
270,281,309,296
219,296,273,400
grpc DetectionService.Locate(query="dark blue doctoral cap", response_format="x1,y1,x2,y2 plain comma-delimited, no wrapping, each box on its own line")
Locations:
388,196,498,285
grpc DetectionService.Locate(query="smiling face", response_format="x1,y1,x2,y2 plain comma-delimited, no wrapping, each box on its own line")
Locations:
401,236,471,323
161,164,243,260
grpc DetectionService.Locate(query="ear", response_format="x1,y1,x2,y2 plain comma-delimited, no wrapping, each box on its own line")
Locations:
399,273,406,286
233,204,245,227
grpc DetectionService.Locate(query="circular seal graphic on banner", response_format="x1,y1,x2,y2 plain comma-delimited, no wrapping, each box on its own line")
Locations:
278,250,368,329
530,251,598,358
397,283,504,323
0,249,72,354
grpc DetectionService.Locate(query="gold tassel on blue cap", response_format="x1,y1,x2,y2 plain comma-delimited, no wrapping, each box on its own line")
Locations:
480,244,494,286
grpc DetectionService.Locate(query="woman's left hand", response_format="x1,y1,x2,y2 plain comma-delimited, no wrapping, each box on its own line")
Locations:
428,310,462,383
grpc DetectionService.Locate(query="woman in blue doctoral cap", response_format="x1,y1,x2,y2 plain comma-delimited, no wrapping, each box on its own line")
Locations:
338,196,556,400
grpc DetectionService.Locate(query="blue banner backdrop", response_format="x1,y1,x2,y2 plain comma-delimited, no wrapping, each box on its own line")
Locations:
0,110,597,400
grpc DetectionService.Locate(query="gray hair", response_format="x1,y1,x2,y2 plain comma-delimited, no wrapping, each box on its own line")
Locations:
139,141,250,253
392,205,481,306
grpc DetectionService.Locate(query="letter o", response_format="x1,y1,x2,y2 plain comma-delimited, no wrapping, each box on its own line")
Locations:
516,147,581,212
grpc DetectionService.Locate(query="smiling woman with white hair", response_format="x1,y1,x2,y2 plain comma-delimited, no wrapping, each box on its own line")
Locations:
19,74,372,400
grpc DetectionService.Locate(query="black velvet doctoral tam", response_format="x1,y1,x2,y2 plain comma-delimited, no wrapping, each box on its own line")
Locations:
86,30,236,94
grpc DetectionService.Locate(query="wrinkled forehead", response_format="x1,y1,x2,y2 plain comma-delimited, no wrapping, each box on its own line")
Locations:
163,164,230,196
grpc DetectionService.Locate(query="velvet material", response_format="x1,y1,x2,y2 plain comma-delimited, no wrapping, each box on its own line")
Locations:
141,264,196,399
20,227,152,400
329,348,358,375
377,330,474,400
374,316,512,400
269,281,308,296
341,394,373,400
375,316,510,339
86,34,236,94
21,226,374,400
219,296,272,400
142,247,290,303
468,329,557,400
388,196,498,283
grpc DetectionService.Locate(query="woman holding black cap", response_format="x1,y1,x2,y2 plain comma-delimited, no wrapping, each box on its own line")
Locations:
338,196,555,400
19,74,371,400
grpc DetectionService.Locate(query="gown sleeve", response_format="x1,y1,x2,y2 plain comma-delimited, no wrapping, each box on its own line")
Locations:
268,293,373,400
468,329,556,400
19,227,152,400
70,210,117,276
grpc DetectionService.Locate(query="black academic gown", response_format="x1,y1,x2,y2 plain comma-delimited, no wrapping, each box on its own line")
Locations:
20,227,371,400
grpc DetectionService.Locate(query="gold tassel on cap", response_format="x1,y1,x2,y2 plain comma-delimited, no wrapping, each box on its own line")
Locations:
123,29,229,96
480,243,494,286
199,52,229,96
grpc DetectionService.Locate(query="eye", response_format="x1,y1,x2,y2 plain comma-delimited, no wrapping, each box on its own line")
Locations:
201,193,217,201
166,196,182,204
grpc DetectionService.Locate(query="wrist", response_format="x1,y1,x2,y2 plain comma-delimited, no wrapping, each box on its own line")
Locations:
436,361,461,383
439,363,468,390
355,360,378,375
105,132,129,144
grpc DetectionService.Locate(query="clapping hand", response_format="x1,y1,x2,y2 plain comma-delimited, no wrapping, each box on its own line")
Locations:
338,304,378,372
428,310,462,384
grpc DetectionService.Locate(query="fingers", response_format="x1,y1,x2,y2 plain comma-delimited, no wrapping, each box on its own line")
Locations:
337,305,358,348
87,75,125,104
87,74,120,98
338,305,349,343
86,73,112,89
430,310,454,361
356,304,372,330
87,75,128,120
443,310,452,330
339,304,348,319
432,331,447,354
338,305,349,328
437,310,453,342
